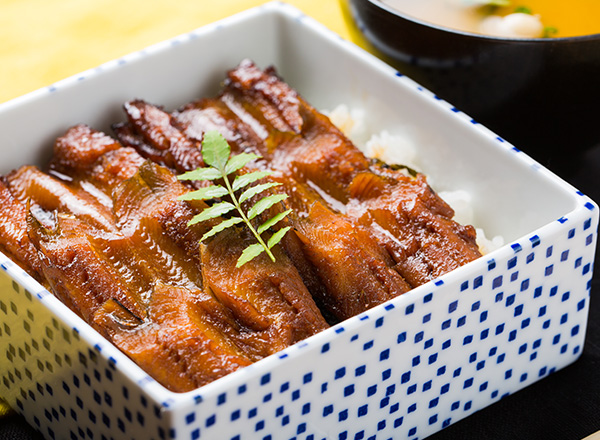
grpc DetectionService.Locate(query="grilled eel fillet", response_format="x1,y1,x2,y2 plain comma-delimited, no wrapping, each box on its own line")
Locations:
116,100,413,322
1,125,327,392
0,60,482,390
220,60,482,283
114,60,481,322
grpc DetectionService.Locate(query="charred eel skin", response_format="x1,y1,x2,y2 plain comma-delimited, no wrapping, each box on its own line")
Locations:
2,124,327,392
117,59,481,322
0,60,481,391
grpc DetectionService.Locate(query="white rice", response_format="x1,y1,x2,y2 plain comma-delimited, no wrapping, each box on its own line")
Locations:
325,104,420,171
323,104,505,255
438,190,505,255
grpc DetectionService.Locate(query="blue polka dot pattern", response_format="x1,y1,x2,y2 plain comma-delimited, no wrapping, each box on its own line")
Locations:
173,211,593,440
0,3,598,440
0,196,596,440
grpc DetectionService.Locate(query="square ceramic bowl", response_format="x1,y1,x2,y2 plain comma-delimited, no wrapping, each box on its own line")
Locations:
0,2,597,439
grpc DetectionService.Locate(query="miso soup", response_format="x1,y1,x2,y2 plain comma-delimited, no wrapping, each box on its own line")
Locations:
381,0,600,38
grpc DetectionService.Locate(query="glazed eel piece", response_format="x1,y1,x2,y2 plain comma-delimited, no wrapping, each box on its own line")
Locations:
115,99,411,322
83,125,329,350
52,126,328,386
171,61,480,289
46,133,257,390
112,112,395,323
0,125,328,391
0,178,45,281
218,59,482,287
27,206,254,391
111,159,329,355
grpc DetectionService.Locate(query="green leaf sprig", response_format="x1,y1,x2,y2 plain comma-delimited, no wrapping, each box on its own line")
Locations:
513,5,532,14
177,130,291,267
542,26,558,38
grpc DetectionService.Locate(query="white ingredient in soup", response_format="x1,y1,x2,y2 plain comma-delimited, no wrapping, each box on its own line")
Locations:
479,12,543,37
324,104,505,255
382,0,545,38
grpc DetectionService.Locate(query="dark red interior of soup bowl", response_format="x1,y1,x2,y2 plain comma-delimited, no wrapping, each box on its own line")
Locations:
345,0,600,172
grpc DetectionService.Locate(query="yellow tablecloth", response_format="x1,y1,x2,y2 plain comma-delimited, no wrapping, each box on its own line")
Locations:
0,0,374,104
0,0,376,417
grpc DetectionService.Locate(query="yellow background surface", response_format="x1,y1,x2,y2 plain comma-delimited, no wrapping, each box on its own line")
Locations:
0,0,374,104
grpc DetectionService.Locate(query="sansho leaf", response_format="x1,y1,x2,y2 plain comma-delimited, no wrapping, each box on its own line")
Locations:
267,226,291,249
239,182,281,204
247,193,288,220
232,171,272,192
257,209,292,235
543,26,558,38
177,167,222,181
177,132,293,267
236,243,265,268
201,217,243,242
188,201,235,225
514,5,532,14
225,153,262,176
177,185,228,202
201,130,230,170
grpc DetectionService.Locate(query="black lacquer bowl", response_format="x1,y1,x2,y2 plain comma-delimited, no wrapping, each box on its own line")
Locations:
345,0,600,171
